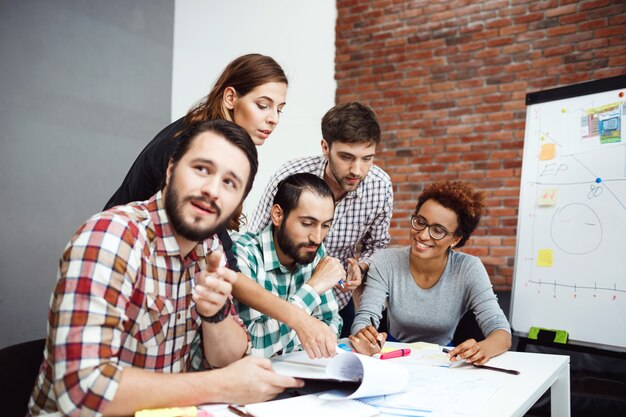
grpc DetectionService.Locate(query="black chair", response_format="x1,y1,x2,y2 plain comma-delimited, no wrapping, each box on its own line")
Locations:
452,291,512,346
0,338,45,417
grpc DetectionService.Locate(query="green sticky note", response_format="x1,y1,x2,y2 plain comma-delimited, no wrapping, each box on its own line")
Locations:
528,327,568,344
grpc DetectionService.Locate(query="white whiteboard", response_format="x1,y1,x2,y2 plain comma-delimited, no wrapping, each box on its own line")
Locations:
511,76,626,352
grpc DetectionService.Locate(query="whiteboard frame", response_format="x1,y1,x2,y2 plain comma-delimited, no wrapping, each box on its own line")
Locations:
510,75,626,353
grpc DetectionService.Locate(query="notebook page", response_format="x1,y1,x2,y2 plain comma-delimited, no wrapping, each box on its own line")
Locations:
245,393,379,417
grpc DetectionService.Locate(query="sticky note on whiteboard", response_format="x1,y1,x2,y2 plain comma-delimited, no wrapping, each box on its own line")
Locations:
539,143,556,160
537,249,553,267
538,189,559,206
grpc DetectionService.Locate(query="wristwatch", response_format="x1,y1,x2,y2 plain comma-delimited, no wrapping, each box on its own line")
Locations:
198,298,232,324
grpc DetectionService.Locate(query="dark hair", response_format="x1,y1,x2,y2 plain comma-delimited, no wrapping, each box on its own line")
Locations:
170,119,258,198
415,180,485,248
273,173,334,219
321,102,381,147
184,54,288,126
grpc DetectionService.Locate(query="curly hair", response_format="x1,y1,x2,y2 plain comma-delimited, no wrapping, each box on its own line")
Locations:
415,180,485,248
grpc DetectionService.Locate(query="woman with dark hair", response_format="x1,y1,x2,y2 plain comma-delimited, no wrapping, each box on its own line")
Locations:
105,54,339,359
350,181,512,365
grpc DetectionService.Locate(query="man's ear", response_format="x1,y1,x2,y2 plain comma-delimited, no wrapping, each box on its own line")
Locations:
321,139,330,157
222,86,238,110
165,160,174,186
270,204,284,227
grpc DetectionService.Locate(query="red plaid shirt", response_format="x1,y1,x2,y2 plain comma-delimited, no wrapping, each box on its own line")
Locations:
28,191,243,417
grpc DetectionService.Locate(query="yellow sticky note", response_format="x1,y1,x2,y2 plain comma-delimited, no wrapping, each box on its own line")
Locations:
135,407,197,417
538,189,559,206
405,341,439,351
381,342,437,354
539,143,556,160
537,249,553,267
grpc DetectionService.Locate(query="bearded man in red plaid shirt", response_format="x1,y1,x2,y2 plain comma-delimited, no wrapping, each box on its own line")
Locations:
28,120,302,417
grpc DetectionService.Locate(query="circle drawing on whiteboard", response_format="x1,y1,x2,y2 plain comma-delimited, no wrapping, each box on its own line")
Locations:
550,203,603,255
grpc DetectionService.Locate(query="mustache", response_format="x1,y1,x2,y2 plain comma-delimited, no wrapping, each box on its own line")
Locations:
297,241,320,250
185,196,221,217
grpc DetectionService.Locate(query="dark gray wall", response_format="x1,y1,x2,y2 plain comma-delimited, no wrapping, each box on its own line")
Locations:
0,0,175,348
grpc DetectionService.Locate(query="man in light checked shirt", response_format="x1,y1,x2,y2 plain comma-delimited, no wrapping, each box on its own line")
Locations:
249,102,393,335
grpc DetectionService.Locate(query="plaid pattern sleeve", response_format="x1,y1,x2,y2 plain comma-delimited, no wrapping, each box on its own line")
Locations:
353,168,393,264
30,214,145,416
232,227,342,358
248,156,393,310
28,192,218,417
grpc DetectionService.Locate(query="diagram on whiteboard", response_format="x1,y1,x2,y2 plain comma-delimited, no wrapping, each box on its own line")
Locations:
512,80,626,351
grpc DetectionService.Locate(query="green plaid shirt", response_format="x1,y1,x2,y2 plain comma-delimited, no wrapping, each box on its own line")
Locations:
232,225,342,358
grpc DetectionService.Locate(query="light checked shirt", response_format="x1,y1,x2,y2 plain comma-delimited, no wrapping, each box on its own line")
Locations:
232,225,342,358
28,191,246,417
248,155,394,309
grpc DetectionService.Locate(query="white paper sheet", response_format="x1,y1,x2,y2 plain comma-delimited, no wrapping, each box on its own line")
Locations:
271,349,409,398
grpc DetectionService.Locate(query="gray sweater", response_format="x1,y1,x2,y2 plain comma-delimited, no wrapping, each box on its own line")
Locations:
352,247,511,345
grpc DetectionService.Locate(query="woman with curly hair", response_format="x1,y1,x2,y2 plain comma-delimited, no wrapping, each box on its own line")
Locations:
350,180,512,365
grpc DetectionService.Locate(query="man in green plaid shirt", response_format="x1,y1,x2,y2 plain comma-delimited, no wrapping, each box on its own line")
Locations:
233,173,344,358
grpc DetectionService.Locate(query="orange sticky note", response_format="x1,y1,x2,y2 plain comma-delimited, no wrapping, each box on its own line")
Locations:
539,143,556,160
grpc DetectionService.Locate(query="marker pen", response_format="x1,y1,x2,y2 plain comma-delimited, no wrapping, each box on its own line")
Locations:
338,343,354,352
380,348,411,360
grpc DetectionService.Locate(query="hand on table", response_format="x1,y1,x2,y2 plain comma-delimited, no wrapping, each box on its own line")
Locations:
348,325,387,356
292,311,338,359
446,338,490,366
214,356,304,404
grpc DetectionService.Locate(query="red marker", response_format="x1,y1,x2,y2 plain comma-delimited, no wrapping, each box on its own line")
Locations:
379,348,411,360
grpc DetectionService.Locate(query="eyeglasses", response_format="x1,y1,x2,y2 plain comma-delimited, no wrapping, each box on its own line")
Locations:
410,215,455,240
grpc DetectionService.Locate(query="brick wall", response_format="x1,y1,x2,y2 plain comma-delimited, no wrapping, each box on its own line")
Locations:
335,0,626,289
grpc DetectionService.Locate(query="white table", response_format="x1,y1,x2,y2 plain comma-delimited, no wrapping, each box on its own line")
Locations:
452,350,569,417
209,345,571,417
379,342,570,417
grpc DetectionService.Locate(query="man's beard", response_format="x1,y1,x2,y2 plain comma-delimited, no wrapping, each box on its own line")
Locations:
275,222,319,265
164,174,229,242
328,162,362,191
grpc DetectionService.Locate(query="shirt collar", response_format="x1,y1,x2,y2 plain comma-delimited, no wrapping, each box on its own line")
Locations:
260,224,286,273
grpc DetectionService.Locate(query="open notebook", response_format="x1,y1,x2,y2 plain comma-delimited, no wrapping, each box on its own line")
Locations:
269,349,409,399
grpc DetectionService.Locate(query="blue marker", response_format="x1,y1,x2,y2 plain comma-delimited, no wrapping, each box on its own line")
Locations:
596,177,602,183
338,343,353,352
